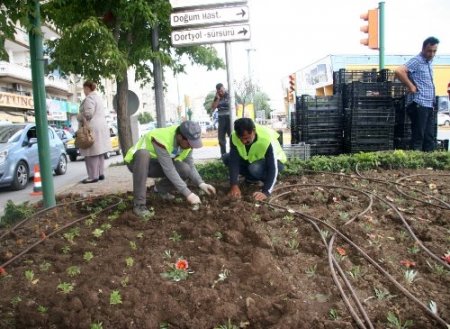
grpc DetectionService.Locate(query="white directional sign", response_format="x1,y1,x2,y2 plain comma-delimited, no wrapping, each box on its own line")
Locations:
170,0,246,9
171,6,249,27
171,24,250,47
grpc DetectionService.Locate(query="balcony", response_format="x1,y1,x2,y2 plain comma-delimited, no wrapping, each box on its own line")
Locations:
0,61,70,93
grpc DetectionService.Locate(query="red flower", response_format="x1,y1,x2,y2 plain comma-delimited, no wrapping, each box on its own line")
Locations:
336,247,346,256
0,267,6,276
40,232,46,240
442,253,450,265
400,260,416,268
175,259,188,271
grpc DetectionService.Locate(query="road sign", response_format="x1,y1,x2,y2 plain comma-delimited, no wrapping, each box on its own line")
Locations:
171,6,249,28
171,24,250,47
170,0,247,9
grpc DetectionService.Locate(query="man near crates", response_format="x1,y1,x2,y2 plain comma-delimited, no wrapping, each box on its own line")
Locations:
124,121,216,218
395,36,439,151
223,118,286,201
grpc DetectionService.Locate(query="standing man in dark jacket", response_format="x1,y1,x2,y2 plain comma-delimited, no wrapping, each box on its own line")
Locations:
395,36,439,151
211,83,230,156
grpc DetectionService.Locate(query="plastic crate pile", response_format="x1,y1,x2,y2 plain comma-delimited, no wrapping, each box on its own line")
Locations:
282,143,311,160
344,81,395,153
297,95,344,156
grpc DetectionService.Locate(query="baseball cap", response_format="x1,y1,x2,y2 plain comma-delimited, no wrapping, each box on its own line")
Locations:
179,121,203,148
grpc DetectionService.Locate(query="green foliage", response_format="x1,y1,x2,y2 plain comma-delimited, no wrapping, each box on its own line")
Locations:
125,257,134,267
57,282,74,294
24,270,35,282
0,200,34,227
161,267,189,282
83,251,94,262
90,322,103,329
214,319,239,329
386,311,413,329
138,112,154,124
66,266,81,277
253,91,272,118
197,161,228,181
37,305,48,314
203,91,217,115
109,290,122,305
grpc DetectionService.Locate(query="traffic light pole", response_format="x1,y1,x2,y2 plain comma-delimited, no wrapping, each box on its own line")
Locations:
225,42,236,131
29,0,56,208
379,1,385,69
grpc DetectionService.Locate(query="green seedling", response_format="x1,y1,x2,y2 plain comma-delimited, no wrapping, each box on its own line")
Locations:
136,232,144,239
125,257,134,267
347,265,362,280
37,305,48,314
300,203,309,210
334,252,346,263
338,211,350,221
169,231,182,242
214,231,223,240
320,229,329,240
117,202,127,212
107,212,119,221
251,213,261,222
83,251,94,262
10,296,22,307
287,238,299,250
386,311,413,329
120,276,129,287
61,245,71,254
39,261,51,272
100,223,112,231
66,266,81,277
426,261,449,276
408,245,420,254
374,287,395,300
211,267,230,289
282,214,294,223
129,241,137,251
140,207,155,221
63,231,76,243
109,290,122,305
403,269,417,285
159,323,170,329
305,264,317,278
328,308,339,320
90,321,103,329
24,270,34,282
163,250,172,259
214,319,239,329
92,228,104,238
84,218,94,227
57,282,74,294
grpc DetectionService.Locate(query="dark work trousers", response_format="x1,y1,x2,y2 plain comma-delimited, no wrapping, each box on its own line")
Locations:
407,102,436,152
222,153,285,182
127,149,190,206
218,115,231,155
84,154,105,180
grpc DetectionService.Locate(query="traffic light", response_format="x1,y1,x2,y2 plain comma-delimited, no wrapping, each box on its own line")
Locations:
289,74,296,93
360,9,379,49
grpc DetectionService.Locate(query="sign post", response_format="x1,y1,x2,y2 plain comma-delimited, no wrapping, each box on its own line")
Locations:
170,0,249,132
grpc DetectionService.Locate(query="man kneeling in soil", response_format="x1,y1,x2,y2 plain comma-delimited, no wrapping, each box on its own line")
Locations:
223,118,286,201
124,121,216,217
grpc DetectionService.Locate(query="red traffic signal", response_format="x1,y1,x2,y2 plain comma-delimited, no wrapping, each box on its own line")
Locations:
289,74,296,93
360,9,378,49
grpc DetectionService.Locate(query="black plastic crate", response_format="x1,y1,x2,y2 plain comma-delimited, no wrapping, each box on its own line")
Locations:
310,143,343,156
345,142,394,153
350,81,392,98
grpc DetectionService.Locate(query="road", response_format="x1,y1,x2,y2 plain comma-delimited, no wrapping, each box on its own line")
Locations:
0,155,123,217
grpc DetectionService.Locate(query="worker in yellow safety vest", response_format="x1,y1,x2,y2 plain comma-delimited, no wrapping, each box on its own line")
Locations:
124,121,216,217
223,118,286,201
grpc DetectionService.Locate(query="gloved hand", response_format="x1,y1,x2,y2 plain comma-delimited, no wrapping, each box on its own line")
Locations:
199,183,216,195
186,193,201,205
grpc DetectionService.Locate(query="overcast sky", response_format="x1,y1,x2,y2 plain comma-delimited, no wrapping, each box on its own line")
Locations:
165,0,450,115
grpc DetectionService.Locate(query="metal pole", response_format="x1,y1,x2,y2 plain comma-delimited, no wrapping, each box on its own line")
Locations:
379,1,385,69
225,42,236,131
151,23,166,128
29,0,55,208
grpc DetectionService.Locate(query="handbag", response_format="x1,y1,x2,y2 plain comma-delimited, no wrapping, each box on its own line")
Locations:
75,118,94,149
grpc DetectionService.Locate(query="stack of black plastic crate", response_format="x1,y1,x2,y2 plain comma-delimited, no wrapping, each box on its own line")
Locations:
297,95,343,156
344,81,395,153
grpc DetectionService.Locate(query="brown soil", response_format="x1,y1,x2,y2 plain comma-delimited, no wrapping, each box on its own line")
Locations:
0,169,449,329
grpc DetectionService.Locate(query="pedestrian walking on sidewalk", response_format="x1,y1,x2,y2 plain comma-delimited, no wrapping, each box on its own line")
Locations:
124,121,216,218
211,83,231,156
223,118,286,202
77,80,111,184
395,36,439,151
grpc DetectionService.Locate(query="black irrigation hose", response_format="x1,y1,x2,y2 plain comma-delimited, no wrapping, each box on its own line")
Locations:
266,183,449,328
271,185,375,329
0,196,124,270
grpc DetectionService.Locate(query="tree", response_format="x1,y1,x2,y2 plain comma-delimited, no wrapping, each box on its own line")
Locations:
234,77,259,118
137,111,154,124
253,91,272,118
203,91,216,116
36,0,224,154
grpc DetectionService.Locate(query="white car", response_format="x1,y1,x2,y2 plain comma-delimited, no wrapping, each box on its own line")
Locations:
438,111,450,126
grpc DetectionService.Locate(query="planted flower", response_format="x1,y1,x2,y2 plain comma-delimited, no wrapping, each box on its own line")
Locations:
336,247,346,256
441,252,450,265
161,258,191,282
400,260,416,268
0,267,7,276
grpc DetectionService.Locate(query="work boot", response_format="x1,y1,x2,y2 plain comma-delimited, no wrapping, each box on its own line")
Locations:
153,185,175,200
133,204,152,218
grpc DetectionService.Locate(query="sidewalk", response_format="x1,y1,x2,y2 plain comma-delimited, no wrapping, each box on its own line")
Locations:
57,146,222,197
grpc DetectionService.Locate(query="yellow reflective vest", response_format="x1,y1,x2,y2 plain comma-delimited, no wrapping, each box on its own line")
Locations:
124,125,191,163
231,125,286,164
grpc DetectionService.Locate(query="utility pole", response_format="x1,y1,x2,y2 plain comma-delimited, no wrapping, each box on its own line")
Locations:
151,23,166,128
29,0,55,208
379,1,385,69
225,42,236,130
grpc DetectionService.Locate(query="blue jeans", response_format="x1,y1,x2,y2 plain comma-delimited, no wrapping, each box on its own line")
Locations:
222,153,284,182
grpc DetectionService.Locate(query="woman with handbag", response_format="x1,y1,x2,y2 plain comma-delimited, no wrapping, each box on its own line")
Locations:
76,80,112,184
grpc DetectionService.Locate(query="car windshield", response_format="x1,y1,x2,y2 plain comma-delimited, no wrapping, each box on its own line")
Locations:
0,125,25,143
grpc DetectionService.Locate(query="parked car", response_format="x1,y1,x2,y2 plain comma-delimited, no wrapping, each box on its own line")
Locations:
66,126,121,161
0,123,67,190
55,129,74,150
438,111,450,126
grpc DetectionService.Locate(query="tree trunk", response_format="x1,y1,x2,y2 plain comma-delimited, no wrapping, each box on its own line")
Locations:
116,70,133,155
